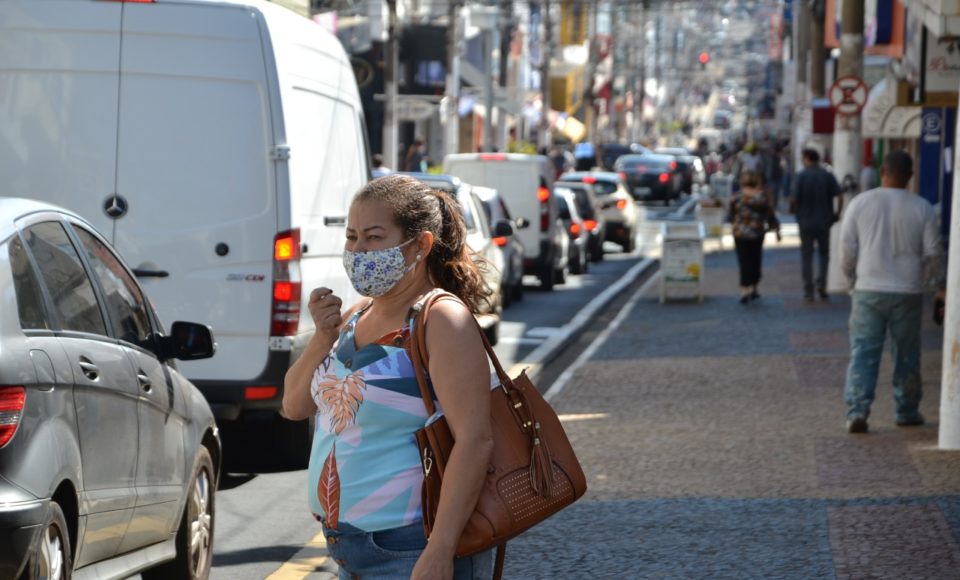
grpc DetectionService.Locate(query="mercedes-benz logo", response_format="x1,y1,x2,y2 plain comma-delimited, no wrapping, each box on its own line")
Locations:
103,194,128,219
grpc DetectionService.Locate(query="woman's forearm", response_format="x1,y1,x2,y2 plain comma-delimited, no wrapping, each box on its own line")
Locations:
423,434,494,555
282,334,334,420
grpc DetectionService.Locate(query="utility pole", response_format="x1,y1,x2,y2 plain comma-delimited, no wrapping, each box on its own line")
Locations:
794,0,808,105
499,0,514,149
383,0,399,170
444,0,462,158
608,2,618,142
539,0,552,149
826,0,864,293
942,137,960,448
481,4,497,152
587,0,599,145
809,0,826,99
635,0,648,143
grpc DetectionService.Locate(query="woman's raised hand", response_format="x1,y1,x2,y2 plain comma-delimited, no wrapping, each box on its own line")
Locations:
309,287,343,343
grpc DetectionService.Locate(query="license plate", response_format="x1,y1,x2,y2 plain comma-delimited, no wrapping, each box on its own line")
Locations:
633,187,652,197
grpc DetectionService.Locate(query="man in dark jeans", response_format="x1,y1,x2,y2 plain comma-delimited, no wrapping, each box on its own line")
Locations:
791,148,842,301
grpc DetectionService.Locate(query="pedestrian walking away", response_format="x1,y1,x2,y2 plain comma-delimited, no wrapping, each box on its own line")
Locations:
282,175,495,579
371,153,392,178
839,150,946,434
729,170,780,304
791,148,842,301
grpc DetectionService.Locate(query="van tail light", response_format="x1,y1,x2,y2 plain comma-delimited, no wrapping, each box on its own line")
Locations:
584,219,598,231
480,153,506,161
538,187,551,232
569,223,581,239
618,172,627,182
271,229,302,337
659,173,670,184
244,386,278,400
0,386,25,448
582,175,597,184
493,236,509,247
616,199,628,210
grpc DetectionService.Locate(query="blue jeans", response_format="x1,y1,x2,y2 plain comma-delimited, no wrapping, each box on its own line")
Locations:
321,520,493,579
844,291,924,422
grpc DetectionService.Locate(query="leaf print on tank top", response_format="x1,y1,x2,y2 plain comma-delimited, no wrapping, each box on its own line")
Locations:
315,368,367,435
318,444,341,529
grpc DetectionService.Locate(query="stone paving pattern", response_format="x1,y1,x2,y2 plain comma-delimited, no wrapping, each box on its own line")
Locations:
504,248,960,579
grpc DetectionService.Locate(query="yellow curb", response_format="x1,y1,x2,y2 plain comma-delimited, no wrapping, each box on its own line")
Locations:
265,531,329,579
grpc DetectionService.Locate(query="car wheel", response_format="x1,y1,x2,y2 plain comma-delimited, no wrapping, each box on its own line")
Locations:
590,238,604,262
29,501,71,580
555,262,568,284
512,280,524,302
623,231,637,253
570,250,585,275
143,447,214,580
501,283,512,309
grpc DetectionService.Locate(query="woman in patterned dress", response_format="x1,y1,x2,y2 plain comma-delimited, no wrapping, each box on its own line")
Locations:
729,170,781,304
282,175,494,579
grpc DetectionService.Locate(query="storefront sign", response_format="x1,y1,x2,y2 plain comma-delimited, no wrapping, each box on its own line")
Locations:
926,36,960,93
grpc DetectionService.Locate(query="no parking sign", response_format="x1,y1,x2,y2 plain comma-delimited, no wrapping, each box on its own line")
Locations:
828,76,868,116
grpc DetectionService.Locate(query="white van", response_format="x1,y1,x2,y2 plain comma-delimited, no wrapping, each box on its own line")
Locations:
0,0,368,463
443,153,567,290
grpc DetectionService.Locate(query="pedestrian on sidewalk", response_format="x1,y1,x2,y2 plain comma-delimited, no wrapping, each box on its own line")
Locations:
282,175,495,578
729,170,780,304
790,148,842,301
839,150,945,434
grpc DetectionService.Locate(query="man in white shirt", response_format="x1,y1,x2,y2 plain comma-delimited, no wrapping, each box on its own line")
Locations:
839,150,945,433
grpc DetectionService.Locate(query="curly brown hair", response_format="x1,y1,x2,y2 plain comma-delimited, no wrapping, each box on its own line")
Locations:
351,175,491,313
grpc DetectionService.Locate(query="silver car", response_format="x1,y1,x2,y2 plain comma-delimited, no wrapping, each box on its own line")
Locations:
0,198,220,580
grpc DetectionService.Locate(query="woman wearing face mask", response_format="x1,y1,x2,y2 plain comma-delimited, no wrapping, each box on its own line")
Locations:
282,175,494,580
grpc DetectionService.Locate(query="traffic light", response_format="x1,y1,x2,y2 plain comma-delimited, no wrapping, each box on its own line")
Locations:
698,52,710,70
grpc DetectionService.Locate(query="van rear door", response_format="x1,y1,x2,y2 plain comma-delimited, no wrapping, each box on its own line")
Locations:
113,2,276,381
0,0,121,238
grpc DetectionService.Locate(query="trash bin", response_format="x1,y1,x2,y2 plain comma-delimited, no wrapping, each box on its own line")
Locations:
695,203,725,238
709,172,735,201
660,222,705,303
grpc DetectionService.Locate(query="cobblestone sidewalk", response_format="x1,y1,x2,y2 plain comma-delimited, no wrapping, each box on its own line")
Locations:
505,247,960,580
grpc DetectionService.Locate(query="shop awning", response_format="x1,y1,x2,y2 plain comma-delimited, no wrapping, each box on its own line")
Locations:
862,78,922,139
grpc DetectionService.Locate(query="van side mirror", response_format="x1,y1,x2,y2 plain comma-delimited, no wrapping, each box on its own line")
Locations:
514,217,530,230
493,220,514,237
155,321,216,361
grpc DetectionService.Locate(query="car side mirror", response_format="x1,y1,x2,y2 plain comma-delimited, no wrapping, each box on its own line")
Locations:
514,217,530,230
493,220,514,237
155,321,216,361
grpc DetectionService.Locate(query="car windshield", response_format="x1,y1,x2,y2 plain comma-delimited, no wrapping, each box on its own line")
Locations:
590,181,618,196
619,157,668,171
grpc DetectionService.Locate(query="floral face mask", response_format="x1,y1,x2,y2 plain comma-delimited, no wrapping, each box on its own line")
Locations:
342,237,421,297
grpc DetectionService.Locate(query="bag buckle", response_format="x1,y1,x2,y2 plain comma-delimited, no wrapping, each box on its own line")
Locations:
423,447,433,476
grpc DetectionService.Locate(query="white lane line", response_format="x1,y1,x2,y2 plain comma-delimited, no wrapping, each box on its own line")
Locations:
544,271,661,402
509,257,655,380
496,336,549,346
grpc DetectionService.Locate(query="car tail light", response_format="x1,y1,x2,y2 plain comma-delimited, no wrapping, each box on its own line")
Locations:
480,153,506,161
582,175,597,184
584,219,597,231
569,223,581,238
272,229,302,337
244,386,278,400
616,199,628,210
669,160,677,170
493,236,508,247
618,172,627,182
538,187,550,232
659,173,670,184
0,386,25,448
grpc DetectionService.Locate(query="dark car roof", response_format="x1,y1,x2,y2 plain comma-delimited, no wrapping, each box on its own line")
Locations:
616,153,674,166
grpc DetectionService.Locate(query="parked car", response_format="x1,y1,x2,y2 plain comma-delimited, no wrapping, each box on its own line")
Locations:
614,154,683,205
0,0,370,466
554,190,589,275
443,153,568,290
0,198,221,580
599,143,652,171
552,183,604,262
473,186,527,307
655,147,705,193
401,173,507,344
557,172,638,253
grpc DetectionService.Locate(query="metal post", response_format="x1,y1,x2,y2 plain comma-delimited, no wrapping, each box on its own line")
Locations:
587,0,599,145
809,0,826,99
942,129,960,448
383,0,399,170
636,0,648,143
795,0,808,103
445,0,462,158
484,23,495,152
539,0,552,149
499,0,513,149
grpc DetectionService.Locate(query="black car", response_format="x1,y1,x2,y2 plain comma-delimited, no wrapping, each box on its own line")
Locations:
614,153,683,205
0,198,220,580
598,143,651,172
655,147,703,193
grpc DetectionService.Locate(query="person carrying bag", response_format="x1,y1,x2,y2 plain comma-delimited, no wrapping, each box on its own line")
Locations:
410,292,587,578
